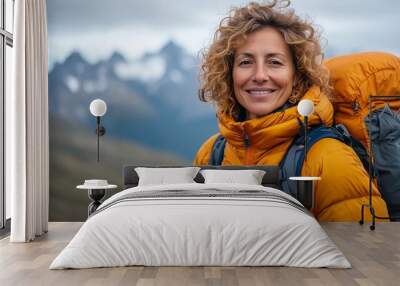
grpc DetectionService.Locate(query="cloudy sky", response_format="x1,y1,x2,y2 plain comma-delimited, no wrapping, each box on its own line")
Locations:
47,0,400,66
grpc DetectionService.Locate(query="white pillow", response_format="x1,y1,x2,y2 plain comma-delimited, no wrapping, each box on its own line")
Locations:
200,169,266,185
135,167,201,186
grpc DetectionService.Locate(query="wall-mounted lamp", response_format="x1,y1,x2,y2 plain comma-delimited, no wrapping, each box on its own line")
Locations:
289,99,318,210
297,99,314,162
89,99,107,162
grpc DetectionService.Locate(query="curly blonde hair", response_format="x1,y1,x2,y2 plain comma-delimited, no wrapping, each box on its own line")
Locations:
198,0,330,119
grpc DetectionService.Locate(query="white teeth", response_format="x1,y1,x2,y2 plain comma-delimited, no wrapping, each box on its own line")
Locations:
248,90,274,96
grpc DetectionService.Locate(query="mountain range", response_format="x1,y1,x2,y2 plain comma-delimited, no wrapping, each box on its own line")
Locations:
49,40,218,161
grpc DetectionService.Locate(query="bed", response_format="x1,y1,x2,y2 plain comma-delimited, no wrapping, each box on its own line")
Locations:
50,165,350,269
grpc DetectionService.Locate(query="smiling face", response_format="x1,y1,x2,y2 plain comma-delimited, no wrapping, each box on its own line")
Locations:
233,27,296,119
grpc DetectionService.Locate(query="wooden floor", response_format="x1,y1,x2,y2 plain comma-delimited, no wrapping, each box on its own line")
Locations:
0,222,399,286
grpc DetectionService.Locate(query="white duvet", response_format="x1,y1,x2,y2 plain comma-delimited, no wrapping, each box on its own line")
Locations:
50,183,351,269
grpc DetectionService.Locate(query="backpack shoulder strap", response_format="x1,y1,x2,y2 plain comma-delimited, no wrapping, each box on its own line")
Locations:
335,124,371,172
279,125,348,197
209,134,226,166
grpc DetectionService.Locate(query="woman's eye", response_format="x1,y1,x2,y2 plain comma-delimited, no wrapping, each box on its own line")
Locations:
269,60,282,65
239,60,252,66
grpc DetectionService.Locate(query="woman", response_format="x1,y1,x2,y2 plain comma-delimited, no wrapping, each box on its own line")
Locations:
193,1,388,221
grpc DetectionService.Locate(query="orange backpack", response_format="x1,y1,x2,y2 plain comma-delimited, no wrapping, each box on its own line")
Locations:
324,52,400,151
325,52,400,218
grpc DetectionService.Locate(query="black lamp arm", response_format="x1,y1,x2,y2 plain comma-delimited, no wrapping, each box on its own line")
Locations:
304,115,308,162
95,116,106,162
96,116,106,136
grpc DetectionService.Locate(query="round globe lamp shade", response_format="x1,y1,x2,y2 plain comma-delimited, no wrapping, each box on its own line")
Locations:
297,99,314,116
90,99,107,117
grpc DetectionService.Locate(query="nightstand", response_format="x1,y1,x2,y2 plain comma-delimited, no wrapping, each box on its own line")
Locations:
289,176,321,209
77,180,118,217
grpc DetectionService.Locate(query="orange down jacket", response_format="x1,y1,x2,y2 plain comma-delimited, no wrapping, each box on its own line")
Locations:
193,86,389,221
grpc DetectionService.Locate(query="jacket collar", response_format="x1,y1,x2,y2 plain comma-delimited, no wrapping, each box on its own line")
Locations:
218,86,334,150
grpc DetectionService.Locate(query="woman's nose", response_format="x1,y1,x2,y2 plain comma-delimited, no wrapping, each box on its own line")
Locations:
253,64,269,82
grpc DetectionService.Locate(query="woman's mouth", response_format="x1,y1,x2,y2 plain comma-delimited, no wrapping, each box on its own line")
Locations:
245,88,276,98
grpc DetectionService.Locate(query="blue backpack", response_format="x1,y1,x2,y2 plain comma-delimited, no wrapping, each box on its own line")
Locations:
208,124,370,199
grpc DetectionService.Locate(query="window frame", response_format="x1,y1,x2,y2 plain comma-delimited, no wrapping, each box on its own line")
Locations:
0,0,14,231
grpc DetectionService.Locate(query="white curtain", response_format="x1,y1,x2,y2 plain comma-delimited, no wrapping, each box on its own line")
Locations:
8,0,49,242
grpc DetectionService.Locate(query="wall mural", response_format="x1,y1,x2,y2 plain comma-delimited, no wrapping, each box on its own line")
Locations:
47,0,400,221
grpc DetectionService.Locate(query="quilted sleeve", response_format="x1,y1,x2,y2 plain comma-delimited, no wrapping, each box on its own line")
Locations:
302,138,389,221
193,134,220,166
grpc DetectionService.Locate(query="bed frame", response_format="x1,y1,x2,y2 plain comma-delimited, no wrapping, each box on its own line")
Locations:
123,165,281,190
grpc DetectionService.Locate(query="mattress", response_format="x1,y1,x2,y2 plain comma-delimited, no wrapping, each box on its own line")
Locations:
50,183,351,269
